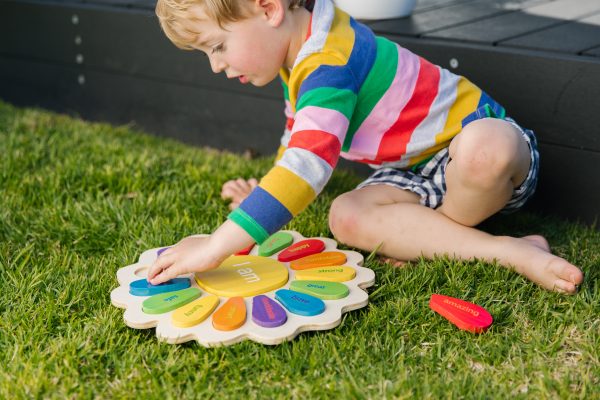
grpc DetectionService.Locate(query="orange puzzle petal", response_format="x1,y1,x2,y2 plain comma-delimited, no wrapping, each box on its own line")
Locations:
290,251,347,270
429,294,493,333
212,296,247,331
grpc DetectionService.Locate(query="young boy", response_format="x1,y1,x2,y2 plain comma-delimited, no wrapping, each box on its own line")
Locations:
148,0,584,294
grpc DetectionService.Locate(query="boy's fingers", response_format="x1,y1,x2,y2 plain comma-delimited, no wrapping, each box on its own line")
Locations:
150,263,183,285
224,187,250,202
221,186,239,199
148,252,176,281
222,177,256,190
160,247,174,256
221,182,244,199
244,178,258,190
150,271,168,285
221,178,240,190
222,179,238,190
221,184,234,199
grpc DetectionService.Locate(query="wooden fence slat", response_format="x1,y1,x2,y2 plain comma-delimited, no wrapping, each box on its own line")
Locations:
510,0,600,20
367,0,513,36
499,12,600,54
0,57,285,154
424,2,561,44
0,2,281,99
413,0,473,13
583,45,600,57
531,143,600,225
384,36,600,154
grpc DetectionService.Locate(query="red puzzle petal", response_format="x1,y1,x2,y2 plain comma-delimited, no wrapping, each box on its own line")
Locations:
277,239,325,262
429,294,493,333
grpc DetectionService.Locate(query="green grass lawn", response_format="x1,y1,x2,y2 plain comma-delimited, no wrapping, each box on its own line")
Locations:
1,100,598,399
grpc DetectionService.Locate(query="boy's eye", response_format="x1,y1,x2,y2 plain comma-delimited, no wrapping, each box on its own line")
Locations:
211,44,224,54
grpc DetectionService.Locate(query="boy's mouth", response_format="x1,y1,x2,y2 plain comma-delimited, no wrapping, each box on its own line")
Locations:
238,75,249,84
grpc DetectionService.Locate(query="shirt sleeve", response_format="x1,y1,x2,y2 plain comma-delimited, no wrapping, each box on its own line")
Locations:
228,64,358,244
275,80,295,163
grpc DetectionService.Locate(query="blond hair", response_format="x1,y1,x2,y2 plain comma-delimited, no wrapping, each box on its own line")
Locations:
156,0,306,50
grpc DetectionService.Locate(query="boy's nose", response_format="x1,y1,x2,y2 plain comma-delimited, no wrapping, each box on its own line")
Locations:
208,56,226,74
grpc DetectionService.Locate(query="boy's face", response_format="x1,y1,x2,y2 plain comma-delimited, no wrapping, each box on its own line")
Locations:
183,2,290,87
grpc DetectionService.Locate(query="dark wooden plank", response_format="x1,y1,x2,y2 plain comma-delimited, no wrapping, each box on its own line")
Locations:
81,0,156,9
500,12,600,54
0,57,284,154
583,45,600,57
530,143,600,224
424,1,562,44
44,0,155,7
413,0,472,13
368,0,539,37
0,1,79,64
0,1,281,99
380,36,600,153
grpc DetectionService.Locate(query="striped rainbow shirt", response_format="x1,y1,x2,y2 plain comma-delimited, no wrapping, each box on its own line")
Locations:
228,0,506,244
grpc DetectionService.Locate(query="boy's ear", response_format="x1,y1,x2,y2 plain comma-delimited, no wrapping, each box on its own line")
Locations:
256,0,286,27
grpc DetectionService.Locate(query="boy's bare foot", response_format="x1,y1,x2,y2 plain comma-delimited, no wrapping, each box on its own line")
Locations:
377,235,582,294
221,178,258,210
507,236,584,294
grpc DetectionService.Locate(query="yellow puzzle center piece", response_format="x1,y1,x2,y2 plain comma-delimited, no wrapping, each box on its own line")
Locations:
172,294,220,328
195,256,289,297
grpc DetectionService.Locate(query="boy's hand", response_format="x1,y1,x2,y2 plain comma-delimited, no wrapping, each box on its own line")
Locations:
147,235,226,285
221,178,258,210
147,220,255,285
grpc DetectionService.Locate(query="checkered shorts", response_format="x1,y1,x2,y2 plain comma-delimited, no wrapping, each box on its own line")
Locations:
356,118,540,213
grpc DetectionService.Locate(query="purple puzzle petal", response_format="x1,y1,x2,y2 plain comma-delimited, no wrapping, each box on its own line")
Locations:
252,295,287,328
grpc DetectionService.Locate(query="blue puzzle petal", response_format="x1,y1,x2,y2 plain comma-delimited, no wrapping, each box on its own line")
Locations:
129,277,191,296
275,289,325,316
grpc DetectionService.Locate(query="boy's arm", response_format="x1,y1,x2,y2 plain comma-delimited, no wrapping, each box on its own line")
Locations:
150,95,295,284
274,82,296,163
228,65,358,244
150,64,357,284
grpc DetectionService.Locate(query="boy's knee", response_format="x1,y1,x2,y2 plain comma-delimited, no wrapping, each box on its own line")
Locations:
329,193,363,245
452,119,520,190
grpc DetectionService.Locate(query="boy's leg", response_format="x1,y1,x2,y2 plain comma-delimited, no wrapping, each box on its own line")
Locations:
436,118,530,226
329,185,582,293
329,119,583,293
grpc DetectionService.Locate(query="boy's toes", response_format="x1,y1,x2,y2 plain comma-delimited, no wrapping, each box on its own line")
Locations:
547,258,584,293
557,262,584,285
570,270,585,286
552,279,577,294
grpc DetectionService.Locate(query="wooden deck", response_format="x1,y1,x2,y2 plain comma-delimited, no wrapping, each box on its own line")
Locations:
1,0,599,225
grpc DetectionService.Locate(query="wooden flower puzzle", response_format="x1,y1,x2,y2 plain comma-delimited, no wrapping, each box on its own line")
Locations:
111,230,376,346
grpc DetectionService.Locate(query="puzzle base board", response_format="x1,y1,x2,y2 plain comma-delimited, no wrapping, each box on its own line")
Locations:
110,231,375,346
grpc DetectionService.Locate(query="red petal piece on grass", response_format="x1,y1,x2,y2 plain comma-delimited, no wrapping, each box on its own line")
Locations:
429,294,493,333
